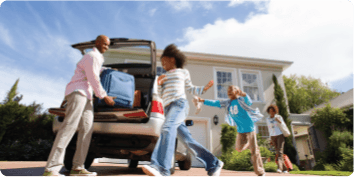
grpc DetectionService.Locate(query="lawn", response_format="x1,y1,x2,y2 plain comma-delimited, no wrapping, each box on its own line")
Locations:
290,171,353,176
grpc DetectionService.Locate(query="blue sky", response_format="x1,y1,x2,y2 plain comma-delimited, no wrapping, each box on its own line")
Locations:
0,0,352,111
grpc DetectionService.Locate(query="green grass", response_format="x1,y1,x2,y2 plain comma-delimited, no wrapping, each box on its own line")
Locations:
290,171,353,176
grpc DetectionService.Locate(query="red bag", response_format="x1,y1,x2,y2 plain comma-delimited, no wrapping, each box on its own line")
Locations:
275,154,293,170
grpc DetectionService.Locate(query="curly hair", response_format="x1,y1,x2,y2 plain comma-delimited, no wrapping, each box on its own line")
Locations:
266,104,279,114
161,44,186,68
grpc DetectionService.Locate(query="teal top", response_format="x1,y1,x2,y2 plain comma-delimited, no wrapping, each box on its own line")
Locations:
204,95,260,133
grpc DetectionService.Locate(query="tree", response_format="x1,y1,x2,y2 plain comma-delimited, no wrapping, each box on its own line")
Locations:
310,104,353,169
283,75,340,114
310,104,350,139
0,79,23,143
0,79,55,161
272,74,297,164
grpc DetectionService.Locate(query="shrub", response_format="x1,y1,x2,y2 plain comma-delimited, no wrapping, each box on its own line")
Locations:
338,147,353,172
264,162,277,172
291,163,300,171
220,124,237,154
259,146,274,159
324,131,353,164
219,149,252,171
324,164,337,171
313,161,326,171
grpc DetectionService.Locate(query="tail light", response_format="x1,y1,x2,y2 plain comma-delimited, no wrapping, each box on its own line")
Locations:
150,94,164,119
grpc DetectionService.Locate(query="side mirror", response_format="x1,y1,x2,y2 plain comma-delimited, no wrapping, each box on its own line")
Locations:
186,120,194,126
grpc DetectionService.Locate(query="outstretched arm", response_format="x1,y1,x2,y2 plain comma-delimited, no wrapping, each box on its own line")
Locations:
185,70,214,95
197,97,222,108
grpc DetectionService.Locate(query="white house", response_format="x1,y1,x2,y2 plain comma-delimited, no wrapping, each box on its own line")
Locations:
101,47,298,167
154,49,294,167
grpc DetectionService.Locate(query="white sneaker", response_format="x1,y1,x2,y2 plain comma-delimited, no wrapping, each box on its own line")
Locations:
258,173,266,176
142,165,162,176
283,171,289,173
192,96,202,115
42,171,65,176
70,169,97,176
208,160,224,176
276,169,282,173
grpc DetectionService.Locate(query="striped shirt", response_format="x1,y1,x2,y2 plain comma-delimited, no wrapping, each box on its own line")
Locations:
158,68,204,107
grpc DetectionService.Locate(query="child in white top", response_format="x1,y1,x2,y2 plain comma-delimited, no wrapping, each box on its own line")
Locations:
142,44,224,176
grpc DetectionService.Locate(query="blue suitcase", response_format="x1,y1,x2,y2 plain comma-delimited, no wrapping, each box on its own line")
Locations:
96,69,135,108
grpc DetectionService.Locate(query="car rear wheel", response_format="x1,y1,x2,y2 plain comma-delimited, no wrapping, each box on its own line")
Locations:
128,159,139,168
178,152,192,170
64,147,95,171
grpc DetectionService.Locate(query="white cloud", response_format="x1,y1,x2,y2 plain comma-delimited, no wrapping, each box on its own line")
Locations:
0,24,15,49
200,1,213,10
0,64,68,112
179,0,353,83
167,0,192,11
228,0,245,7
228,0,270,12
149,8,157,16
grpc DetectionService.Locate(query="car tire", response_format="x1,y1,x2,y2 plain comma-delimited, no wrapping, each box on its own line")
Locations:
178,152,192,170
128,159,139,168
64,143,95,170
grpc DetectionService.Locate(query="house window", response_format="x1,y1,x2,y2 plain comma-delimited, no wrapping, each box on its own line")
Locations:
257,125,269,138
214,67,237,99
240,70,264,102
157,66,166,76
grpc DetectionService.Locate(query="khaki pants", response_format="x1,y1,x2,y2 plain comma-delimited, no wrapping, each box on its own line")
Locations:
45,92,94,172
271,134,287,171
236,131,265,176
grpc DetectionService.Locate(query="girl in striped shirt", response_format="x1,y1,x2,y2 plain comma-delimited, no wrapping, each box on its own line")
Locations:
142,44,224,176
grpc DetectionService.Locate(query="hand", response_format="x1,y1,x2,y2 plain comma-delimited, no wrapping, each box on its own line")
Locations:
158,75,166,85
236,88,246,97
203,80,214,93
104,96,116,106
196,96,205,103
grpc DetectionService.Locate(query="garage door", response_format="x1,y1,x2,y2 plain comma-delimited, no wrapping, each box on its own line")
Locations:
186,119,209,168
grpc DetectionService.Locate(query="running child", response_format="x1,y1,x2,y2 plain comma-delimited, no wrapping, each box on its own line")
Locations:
195,85,266,176
142,44,224,176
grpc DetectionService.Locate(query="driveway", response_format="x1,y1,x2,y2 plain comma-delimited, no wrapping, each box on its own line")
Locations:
0,161,316,176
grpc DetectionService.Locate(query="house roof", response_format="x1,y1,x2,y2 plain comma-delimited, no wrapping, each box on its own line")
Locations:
303,88,354,114
156,49,293,71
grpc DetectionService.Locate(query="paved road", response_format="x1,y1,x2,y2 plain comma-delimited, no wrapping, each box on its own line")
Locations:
0,162,316,176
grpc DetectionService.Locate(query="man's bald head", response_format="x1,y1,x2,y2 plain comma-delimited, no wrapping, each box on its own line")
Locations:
95,35,110,54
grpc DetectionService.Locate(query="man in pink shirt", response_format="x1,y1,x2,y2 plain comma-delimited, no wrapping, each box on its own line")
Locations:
43,35,115,176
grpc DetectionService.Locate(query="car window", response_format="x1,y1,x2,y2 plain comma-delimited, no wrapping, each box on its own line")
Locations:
103,46,152,65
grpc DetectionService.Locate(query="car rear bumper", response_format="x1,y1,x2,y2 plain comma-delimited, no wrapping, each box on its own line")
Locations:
53,116,164,137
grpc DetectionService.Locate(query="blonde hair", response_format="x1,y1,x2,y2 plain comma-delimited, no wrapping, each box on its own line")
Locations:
229,85,240,90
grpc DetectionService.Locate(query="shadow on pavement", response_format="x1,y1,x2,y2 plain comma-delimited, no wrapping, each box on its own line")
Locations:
0,165,146,176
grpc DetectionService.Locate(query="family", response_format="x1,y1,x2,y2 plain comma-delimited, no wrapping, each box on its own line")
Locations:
43,35,289,176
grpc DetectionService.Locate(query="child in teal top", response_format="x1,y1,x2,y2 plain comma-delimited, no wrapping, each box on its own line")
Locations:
196,85,266,176
203,93,255,133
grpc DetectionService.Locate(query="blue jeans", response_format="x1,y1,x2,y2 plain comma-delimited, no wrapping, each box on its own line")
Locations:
150,98,219,176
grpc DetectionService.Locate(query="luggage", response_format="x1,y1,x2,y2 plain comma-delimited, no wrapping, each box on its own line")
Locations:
96,69,135,108
283,154,293,170
133,90,142,108
275,154,293,170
